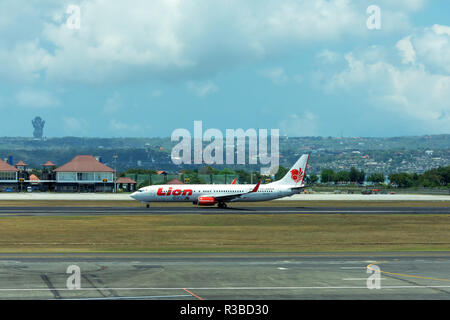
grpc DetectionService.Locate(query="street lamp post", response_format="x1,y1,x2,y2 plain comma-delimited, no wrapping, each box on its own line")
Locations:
113,154,118,193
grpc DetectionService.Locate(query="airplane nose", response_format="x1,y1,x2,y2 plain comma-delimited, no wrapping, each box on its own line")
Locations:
130,192,138,200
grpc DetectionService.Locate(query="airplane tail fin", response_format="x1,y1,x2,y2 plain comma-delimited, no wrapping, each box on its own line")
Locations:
272,154,309,186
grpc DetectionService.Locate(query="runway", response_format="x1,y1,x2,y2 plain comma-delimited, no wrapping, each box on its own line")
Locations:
0,205,449,216
0,252,449,300
0,205,448,300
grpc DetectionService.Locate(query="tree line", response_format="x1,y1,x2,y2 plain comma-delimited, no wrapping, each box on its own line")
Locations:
388,166,450,188
319,166,450,188
120,165,450,188
319,167,367,184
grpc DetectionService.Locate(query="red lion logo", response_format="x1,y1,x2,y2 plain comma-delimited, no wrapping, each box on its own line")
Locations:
290,168,304,183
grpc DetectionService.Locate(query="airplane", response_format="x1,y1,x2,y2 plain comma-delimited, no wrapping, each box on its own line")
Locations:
130,154,309,208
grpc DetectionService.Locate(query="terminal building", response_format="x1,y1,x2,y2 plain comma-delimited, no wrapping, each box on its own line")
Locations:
115,177,137,192
54,155,115,192
40,161,57,191
15,160,30,191
0,155,121,193
0,159,19,192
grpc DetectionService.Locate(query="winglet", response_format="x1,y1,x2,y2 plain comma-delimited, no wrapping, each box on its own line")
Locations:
231,178,237,185
251,181,261,193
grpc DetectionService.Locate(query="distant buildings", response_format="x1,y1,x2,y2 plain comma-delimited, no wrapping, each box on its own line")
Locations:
116,177,137,192
54,155,115,192
0,160,19,192
0,155,117,193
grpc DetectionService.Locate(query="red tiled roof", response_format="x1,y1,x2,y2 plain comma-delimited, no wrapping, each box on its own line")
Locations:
116,177,137,184
29,174,40,181
0,160,19,172
43,161,56,167
54,155,114,173
15,160,28,166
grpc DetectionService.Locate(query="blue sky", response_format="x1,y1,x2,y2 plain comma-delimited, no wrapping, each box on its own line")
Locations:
0,0,449,138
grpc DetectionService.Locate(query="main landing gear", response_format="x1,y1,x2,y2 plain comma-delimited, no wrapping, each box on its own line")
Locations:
217,202,227,208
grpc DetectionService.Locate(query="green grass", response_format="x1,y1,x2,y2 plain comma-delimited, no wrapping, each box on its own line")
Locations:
0,214,448,253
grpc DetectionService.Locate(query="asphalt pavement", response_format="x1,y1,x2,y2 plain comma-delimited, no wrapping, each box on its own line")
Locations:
0,205,449,216
0,252,448,300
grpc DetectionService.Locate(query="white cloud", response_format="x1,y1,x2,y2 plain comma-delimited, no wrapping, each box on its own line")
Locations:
316,50,340,64
15,89,60,108
186,80,219,97
378,0,428,12
260,67,304,85
396,36,416,65
0,0,424,85
278,112,318,136
0,40,50,83
432,24,450,36
260,67,289,85
62,117,88,134
412,24,450,73
109,119,142,133
103,92,123,114
324,44,450,132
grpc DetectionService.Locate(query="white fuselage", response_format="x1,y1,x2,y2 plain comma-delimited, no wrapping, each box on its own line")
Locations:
130,183,299,203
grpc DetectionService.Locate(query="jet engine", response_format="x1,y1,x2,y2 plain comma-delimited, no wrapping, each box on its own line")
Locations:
197,196,215,206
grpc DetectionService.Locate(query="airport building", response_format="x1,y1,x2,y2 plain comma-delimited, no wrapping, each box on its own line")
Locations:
116,177,137,192
40,161,57,192
0,155,118,192
0,159,19,192
54,155,115,192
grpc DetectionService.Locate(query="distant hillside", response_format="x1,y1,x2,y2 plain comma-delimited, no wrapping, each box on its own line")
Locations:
0,135,449,174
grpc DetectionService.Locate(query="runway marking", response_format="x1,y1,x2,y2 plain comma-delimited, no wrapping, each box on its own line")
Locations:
1,285,450,292
367,263,450,283
182,288,204,300
342,278,387,281
68,294,192,300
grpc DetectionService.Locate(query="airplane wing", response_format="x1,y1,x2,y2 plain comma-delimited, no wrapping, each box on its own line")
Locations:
206,181,260,202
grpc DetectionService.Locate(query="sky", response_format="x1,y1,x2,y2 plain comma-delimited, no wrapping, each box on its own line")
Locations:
0,0,449,138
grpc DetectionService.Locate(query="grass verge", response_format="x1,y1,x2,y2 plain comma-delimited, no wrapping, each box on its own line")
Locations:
0,214,448,253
